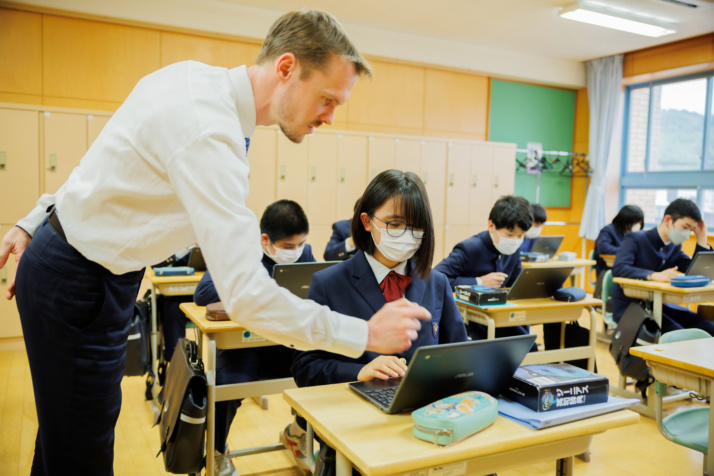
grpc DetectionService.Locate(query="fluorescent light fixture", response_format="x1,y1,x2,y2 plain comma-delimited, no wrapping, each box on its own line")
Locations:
559,2,677,37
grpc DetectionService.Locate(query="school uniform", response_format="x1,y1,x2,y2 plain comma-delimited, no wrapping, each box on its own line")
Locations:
594,224,625,276
292,250,467,386
520,237,537,253
434,231,529,340
323,219,356,261
193,244,315,452
612,227,714,335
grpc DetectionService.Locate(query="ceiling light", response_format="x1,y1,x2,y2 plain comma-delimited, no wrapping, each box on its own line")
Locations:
558,2,677,37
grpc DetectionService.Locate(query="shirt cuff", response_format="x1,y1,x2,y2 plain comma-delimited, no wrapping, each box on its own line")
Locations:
475,277,483,286
344,238,356,253
329,313,368,358
16,207,50,237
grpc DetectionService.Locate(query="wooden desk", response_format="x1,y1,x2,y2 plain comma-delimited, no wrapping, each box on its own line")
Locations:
457,297,601,372
180,302,298,476
143,269,204,414
284,383,639,476
521,258,596,288
600,254,615,268
631,338,713,474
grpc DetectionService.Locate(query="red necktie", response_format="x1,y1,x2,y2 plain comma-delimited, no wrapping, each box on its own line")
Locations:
380,271,412,302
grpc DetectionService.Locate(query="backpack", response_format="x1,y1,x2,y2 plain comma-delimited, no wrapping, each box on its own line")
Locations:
609,302,660,382
125,290,152,378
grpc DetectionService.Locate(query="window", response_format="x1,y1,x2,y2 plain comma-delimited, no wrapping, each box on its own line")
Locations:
621,71,714,229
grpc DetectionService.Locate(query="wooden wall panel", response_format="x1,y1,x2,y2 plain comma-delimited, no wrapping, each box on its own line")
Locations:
572,88,589,154
0,9,42,97
42,16,160,105
160,32,260,68
423,69,488,141
623,33,714,78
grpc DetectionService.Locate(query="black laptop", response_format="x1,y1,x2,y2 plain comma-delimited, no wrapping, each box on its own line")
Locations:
686,251,714,280
349,334,537,414
186,247,207,272
272,262,340,298
531,235,565,258
506,265,574,300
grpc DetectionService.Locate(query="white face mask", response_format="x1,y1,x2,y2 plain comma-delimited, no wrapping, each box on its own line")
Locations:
491,229,523,256
630,223,641,232
371,221,422,263
667,225,690,246
525,226,542,239
265,243,304,264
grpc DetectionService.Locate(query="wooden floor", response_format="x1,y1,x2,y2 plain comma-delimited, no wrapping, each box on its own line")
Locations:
0,311,706,475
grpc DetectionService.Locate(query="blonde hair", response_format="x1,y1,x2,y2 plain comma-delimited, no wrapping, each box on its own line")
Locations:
256,9,373,79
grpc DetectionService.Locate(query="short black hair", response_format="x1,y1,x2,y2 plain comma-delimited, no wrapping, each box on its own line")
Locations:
260,199,310,242
489,195,533,231
612,204,644,232
663,198,701,223
531,203,547,224
351,170,434,279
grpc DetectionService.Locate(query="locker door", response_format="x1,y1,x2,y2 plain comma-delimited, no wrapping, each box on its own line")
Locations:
492,144,516,197
43,111,87,194
336,135,368,220
367,137,396,180
307,133,338,226
87,114,111,148
0,225,22,339
421,141,447,227
395,139,421,175
276,130,308,206
0,108,39,224
469,143,494,226
444,142,470,227
246,127,278,217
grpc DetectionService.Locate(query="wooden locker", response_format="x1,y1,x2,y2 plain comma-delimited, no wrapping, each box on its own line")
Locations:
492,144,516,198
444,142,470,227
367,137,396,180
395,139,421,175
421,141,447,226
42,111,87,195
443,224,469,260
0,108,39,224
276,131,308,206
432,223,445,266
308,224,333,263
0,225,22,339
469,144,495,226
87,114,111,148
307,133,338,226
336,135,368,220
246,127,277,217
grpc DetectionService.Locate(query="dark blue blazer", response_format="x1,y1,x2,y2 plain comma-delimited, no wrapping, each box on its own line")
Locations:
611,227,710,321
520,237,536,253
291,251,468,387
594,224,626,275
194,244,315,306
323,219,355,261
434,231,522,289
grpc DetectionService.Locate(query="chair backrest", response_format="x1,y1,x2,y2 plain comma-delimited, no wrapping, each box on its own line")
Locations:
659,328,711,344
600,269,613,303
588,249,596,287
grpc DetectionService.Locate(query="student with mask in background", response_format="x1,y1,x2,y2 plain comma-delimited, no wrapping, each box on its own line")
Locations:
194,199,315,475
324,199,361,261
435,195,533,340
612,198,714,336
520,203,547,252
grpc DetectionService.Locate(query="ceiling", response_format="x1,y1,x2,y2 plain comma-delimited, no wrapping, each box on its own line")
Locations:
9,0,714,88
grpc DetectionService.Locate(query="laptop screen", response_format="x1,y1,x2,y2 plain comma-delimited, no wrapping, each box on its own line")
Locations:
507,266,574,300
272,262,340,298
532,235,565,258
686,251,714,279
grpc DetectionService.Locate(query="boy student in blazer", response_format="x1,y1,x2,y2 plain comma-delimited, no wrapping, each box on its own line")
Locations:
520,202,547,252
324,198,361,261
292,169,467,388
434,195,533,340
194,199,315,475
612,198,714,336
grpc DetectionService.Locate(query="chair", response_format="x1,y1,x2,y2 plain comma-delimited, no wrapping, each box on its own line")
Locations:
596,270,617,343
587,249,597,289
654,329,710,474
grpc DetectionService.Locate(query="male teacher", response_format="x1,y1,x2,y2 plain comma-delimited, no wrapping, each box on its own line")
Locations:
0,10,430,475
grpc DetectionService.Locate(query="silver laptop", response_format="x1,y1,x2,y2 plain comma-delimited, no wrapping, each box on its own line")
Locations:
272,262,340,298
685,251,714,280
531,235,565,258
506,266,574,300
349,335,536,414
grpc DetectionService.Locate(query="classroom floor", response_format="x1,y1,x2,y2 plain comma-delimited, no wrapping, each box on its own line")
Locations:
0,311,707,475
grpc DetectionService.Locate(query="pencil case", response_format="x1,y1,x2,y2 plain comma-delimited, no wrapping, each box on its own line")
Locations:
206,302,230,321
153,266,195,276
670,275,710,287
411,391,498,446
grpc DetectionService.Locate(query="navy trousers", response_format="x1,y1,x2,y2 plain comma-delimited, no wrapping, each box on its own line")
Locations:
15,218,143,476
660,303,714,335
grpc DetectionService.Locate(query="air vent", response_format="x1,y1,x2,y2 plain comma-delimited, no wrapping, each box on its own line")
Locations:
654,0,714,8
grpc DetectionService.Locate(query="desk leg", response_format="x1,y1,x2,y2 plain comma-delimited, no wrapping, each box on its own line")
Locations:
150,283,158,400
652,291,663,328
707,397,713,476
335,450,352,476
556,456,574,476
487,317,495,340
587,306,596,373
306,423,315,473
206,338,217,476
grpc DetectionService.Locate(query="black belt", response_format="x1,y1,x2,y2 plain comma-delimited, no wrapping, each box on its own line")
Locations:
49,210,67,241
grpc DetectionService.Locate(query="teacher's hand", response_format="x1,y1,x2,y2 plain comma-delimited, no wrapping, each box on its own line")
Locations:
0,226,31,300
365,298,431,354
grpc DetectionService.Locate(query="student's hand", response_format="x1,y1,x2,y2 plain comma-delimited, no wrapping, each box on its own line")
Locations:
366,298,431,354
357,355,408,381
649,267,679,282
694,220,710,248
0,226,31,300
481,272,508,287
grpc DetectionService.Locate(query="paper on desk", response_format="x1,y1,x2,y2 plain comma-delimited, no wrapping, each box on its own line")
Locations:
497,396,640,430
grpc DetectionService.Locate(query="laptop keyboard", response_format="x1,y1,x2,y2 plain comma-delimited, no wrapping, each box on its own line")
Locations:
364,386,398,407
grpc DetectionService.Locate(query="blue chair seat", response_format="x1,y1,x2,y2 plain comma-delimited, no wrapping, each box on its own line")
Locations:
662,406,709,454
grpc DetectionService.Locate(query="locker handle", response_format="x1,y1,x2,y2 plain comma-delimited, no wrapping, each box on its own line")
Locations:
310,166,317,182
494,175,499,188
47,153,57,172
0,151,6,170
339,168,345,183
280,165,286,180
448,173,454,187
472,174,477,187
1,268,7,285
422,171,428,185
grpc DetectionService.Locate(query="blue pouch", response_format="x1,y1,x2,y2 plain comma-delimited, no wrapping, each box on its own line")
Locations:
553,287,586,302
154,266,195,276
670,275,710,287
411,391,498,446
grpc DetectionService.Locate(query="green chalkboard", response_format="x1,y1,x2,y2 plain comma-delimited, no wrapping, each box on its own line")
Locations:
489,80,576,207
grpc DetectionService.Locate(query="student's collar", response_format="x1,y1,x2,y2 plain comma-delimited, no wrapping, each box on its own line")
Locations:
228,65,256,140
656,225,671,246
364,252,408,284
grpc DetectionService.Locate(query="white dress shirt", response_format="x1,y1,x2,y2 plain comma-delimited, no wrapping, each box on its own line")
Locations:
364,252,408,298
17,61,367,358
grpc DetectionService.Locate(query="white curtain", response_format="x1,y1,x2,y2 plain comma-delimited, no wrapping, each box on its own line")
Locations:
579,54,623,241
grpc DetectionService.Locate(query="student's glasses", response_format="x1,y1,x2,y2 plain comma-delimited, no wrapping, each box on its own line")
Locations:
372,216,425,239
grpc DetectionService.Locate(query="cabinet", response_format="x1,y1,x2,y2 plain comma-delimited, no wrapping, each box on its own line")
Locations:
42,111,87,195
246,127,278,217
336,135,368,220
0,225,22,339
276,131,308,206
0,108,39,224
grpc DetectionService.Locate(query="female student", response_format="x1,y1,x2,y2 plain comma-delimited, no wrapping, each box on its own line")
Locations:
292,169,467,389
593,204,644,300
